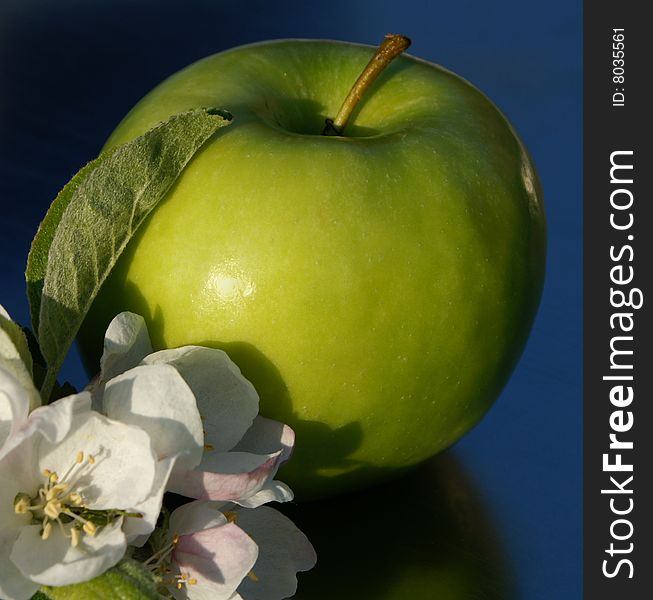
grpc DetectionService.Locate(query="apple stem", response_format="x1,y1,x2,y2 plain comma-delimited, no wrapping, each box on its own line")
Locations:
323,34,411,136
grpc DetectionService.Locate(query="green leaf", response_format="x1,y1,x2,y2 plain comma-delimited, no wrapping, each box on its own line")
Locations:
37,558,161,600
26,152,115,335
31,108,231,400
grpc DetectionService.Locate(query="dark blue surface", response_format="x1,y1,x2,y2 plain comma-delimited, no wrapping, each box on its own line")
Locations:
0,1,582,598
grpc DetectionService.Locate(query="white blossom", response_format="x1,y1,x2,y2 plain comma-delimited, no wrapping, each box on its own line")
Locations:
147,501,315,600
0,305,40,459
0,393,163,599
97,313,295,508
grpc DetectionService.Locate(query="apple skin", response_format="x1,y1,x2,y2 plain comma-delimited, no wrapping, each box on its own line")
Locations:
78,40,546,499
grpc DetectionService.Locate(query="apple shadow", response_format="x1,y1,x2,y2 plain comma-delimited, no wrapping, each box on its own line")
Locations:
80,277,414,499
283,451,517,600
193,338,419,499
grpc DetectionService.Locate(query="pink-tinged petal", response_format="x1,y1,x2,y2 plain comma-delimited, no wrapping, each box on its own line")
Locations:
232,417,295,465
171,523,258,600
233,507,317,600
167,451,284,502
169,501,227,537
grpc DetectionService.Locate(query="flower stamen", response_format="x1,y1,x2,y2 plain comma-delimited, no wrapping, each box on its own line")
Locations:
144,534,180,569
71,526,81,547
13,493,31,514
83,521,97,536
44,500,63,519
41,521,53,540
12,448,131,549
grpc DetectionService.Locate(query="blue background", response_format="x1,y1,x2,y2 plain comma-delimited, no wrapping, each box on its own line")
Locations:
0,1,582,598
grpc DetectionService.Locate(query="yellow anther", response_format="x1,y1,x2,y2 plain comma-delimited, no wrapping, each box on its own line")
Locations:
71,527,81,547
46,483,68,501
42,469,51,477
76,451,84,464
83,521,97,536
172,535,180,545
49,472,59,483
41,521,53,540
14,496,30,514
248,570,259,582
203,443,215,451
176,582,183,590
68,492,83,506
44,500,62,519
88,455,95,465
188,578,197,585
224,511,237,524
181,573,188,580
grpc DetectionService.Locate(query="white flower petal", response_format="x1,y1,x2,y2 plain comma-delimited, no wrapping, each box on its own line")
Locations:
0,394,90,493
0,366,31,457
172,522,258,600
124,455,178,546
103,364,204,470
235,481,294,509
232,417,295,464
169,500,228,537
0,475,35,599
0,434,38,492
19,392,90,445
0,307,39,413
0,539,38,600
234,507,317,600
142,347,258,452
167,451,285,502
37,411,156,509
100,312,153,381
10,519,127,586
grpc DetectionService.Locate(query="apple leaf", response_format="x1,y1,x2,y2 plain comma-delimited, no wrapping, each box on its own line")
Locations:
34,558,160,600
26,151,115,336
31,107,232,400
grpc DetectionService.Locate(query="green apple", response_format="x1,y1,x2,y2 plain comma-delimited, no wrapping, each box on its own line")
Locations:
285,453,514,599
77,38,545,499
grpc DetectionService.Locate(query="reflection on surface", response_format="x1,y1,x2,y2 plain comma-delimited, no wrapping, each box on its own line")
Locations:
283,452,514,599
